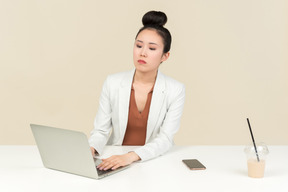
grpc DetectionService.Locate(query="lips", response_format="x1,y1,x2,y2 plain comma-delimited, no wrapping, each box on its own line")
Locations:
138,59,147,64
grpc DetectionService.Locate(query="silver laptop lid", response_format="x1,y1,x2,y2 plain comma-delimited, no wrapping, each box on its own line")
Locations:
30,124,98,179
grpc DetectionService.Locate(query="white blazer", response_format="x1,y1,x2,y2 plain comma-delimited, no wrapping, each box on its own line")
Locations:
89,69,185,161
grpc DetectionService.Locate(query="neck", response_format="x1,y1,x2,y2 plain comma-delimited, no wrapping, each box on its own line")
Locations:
133,70,158,84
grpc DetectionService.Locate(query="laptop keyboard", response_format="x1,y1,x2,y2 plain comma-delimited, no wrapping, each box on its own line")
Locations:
94,158,114,176
96,167,114,176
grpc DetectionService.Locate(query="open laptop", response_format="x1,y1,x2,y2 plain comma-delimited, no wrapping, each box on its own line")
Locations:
30,124,129,179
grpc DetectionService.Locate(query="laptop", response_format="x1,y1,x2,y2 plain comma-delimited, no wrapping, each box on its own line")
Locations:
30,124,129,179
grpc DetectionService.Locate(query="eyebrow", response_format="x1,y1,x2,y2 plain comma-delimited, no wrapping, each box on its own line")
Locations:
136,40,158,46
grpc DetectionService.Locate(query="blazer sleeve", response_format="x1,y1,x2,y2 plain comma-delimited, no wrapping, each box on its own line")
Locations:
88,77,112,155
134,81,185,161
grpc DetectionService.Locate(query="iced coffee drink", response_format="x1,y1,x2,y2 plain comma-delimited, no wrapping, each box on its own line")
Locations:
247,159,265,178
244,143,269,178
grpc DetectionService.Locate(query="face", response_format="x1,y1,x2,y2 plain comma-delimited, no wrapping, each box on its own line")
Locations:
133,29,169,74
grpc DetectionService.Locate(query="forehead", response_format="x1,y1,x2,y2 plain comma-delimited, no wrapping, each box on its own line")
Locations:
136,29,164,46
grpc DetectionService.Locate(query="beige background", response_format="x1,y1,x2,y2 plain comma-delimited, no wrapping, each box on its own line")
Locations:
0,0,287,145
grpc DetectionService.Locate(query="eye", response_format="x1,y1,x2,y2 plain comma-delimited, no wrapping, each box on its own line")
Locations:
149,48,156,51
136,44,142,48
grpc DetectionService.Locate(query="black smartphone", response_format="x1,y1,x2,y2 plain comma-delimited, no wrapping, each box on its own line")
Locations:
182,159,206,170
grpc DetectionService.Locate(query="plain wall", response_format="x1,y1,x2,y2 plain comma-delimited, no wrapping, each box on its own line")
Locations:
0,0,287,145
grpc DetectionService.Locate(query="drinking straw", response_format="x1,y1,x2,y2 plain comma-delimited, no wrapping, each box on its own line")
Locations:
246,118,260,162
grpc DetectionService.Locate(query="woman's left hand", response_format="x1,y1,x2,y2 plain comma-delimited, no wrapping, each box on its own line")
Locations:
97,152,140,170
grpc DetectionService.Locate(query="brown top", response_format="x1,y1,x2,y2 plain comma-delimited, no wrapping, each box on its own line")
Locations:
122,86,153,146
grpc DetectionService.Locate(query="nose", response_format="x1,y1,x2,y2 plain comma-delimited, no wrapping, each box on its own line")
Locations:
140,47,147,57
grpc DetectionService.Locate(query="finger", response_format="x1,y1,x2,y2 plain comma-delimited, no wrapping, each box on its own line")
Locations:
97,161,110,170
111,164,121,170
97,155,126,170
103,161,123,170
102,162,118,170
98,160,117,170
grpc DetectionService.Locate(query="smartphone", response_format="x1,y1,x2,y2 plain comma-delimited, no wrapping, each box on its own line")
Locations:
182,159,206,170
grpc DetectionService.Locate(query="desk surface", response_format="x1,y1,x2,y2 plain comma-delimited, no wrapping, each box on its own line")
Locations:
0,145,287,192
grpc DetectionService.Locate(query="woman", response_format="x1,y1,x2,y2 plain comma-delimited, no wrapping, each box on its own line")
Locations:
89,10,185,171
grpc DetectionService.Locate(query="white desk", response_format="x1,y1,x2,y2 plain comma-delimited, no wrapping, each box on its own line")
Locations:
0,145,287,192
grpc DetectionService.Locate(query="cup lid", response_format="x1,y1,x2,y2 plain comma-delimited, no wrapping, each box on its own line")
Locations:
244,142,269,155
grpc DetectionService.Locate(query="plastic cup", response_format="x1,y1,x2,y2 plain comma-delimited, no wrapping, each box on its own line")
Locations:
244,143,269,178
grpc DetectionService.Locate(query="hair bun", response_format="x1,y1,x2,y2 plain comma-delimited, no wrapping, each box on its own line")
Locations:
142,11,167,27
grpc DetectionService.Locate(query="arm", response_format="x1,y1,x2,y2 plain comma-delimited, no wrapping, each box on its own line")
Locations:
134,83,185,161
89,77,112,155
96,84,185,170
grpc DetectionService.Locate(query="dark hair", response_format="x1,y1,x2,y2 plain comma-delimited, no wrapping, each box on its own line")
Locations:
135,11,172,53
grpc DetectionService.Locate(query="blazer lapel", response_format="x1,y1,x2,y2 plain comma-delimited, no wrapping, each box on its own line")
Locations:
118,70,135,143
146,70,166,142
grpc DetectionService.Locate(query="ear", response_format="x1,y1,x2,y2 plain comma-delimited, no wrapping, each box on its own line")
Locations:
161,52,170,62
